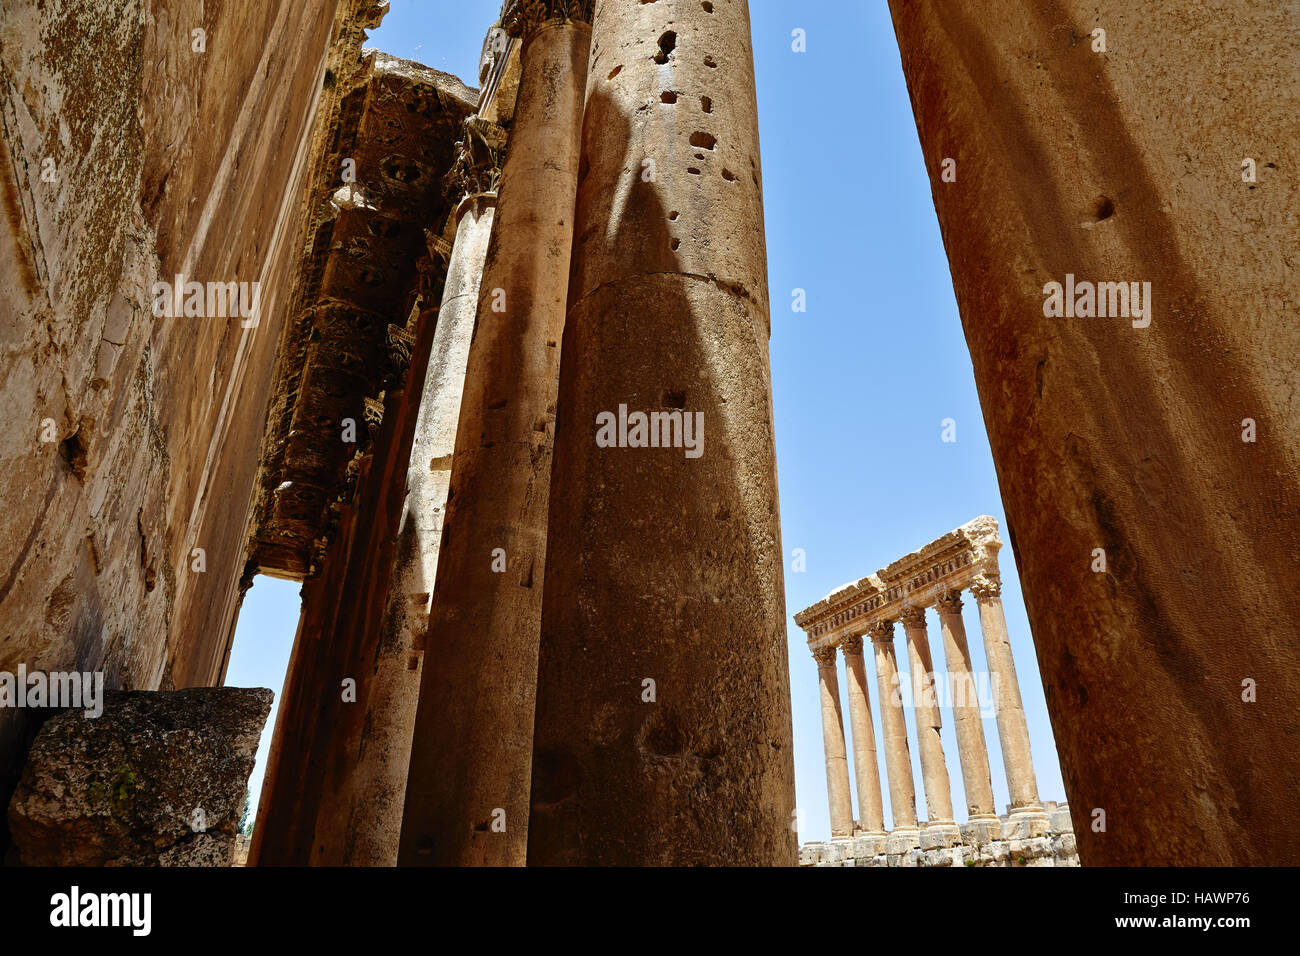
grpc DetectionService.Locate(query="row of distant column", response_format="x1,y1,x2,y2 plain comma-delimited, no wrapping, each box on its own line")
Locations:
814,580,1048,850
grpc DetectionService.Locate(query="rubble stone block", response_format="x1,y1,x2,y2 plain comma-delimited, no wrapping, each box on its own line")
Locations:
7,688,271,866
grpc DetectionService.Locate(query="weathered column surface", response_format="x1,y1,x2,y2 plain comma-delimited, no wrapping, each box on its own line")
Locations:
972,577,1047,835
887,0,1300,864
326,193,496,865
935,589,999,838
397,12,590,867
840,635,886,836
814,647,854,839
900,606,959,846
527,0,796,865
870,621,919,851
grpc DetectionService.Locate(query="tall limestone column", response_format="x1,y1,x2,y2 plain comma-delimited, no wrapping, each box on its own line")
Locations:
935,589,1000,840
840,634,886,837
870,621,920,852
972,574,1048,836
813,647,854,839
527,0,796,865
324,183,498,865
899,606,960,846
887,0,1300,864
396,5,590,867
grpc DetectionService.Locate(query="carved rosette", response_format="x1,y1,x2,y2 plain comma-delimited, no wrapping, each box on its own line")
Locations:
970,573,1002,601
899,605,927,629
840,634,865,655
501,0,594,40
444,116,506,203
868,620,895,643
811,646,837,667
935,590,964,615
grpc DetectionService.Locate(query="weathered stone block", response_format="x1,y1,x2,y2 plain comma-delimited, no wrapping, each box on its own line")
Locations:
7,688,271,866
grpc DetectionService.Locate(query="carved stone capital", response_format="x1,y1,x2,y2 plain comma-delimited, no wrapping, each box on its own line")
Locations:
502,0,594,40
362,395,385,437
444,116,505,203
899,605,927,629
840,634,864,654
935,589,964,615
868,620,895,643
970,573,1002,601
812,645,837,667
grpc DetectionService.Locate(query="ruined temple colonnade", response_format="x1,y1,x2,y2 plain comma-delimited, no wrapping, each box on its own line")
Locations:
796,517,1049,851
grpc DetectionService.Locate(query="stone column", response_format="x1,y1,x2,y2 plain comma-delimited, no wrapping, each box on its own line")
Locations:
396,7,590,867
934,589,1000,842
899,606,960,847
886,0,1300,866
813,646,854,839
972,574,1049,836
527,0,796,865
870,620,920,852
840,634,886,840
328,191,497,866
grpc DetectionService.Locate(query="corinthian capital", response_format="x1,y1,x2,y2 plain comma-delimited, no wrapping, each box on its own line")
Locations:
501,0,594,39
898,605,927,629
970,573,1002,601
812,646,837,667
868,620,895,643
840,634,864,654
935,590,964,615
445,116,506,203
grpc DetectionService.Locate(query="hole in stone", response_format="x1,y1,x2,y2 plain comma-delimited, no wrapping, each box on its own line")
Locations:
704,55,717,68
668,210,679,220
660,91,677,103
689,131,716,149
694,152,705,159
722,168,736,181
686,167,701,175
702,0,713,10
608,65,623,79
1094,196,1115,221
59,429,87,481
700,96,712,113
670,238,680,250
655,32,677,64
664,389,686,409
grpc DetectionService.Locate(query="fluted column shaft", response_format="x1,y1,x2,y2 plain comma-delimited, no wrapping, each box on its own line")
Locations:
973,578,1043,813
323,194,496,865
900,606,956,830
870,621,918,831
814,647,854,838
840,635,885,834
397,16,590,866
935,590,997,820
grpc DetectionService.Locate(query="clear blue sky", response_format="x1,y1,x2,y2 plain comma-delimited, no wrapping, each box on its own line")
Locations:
227,0,1067,848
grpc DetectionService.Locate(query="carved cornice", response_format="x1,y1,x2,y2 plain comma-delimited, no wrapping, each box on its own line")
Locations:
501,0,594,40
812,646,837,667
935,590,964,615
868,620,895,643
898,605,927,629
840,634,864,654
795,515,1004,651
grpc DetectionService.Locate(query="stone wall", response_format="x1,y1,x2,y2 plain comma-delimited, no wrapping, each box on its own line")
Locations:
0,0,384,854
801,803,1078,868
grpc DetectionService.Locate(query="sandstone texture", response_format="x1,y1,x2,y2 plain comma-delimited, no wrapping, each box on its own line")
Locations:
0,0,383,855
7,688,271,866
888,0,1300,864
528,0,796,866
